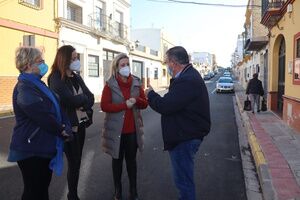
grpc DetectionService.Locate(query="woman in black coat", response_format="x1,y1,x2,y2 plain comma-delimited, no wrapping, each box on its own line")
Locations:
48,45,94,200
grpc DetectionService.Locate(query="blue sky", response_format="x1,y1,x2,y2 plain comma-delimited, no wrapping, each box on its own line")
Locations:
130,0,248,67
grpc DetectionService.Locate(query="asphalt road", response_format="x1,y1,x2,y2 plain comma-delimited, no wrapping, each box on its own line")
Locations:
0,73,246,200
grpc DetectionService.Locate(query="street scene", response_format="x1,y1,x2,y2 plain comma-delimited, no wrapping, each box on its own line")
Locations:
1,73,249,200
1,0,300,200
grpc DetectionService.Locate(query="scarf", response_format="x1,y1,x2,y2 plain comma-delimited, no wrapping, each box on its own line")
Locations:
19,73,64,176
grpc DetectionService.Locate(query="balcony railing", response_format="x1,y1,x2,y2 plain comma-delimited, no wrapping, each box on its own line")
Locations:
88,13,128,43
261,0,285,27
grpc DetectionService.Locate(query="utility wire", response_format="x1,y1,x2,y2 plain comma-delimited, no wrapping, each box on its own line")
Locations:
147,0,261,8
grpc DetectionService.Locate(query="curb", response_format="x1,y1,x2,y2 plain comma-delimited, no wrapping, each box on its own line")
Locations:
0,110,14,118
235,93,276,200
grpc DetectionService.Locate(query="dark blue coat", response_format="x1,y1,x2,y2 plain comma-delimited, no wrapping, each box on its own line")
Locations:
148,65,211,150
10,79,68,155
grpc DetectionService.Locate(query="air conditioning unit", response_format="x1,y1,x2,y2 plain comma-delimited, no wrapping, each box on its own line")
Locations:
287,4,293,13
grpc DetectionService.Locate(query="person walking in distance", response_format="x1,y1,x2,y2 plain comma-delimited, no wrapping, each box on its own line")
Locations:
145,46,211,200
48,45,94,200
8,47,73,200
246,73,264,114
101,53,148,200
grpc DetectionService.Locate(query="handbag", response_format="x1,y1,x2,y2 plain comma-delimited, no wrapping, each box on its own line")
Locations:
243,96,252,111
261,97,267,111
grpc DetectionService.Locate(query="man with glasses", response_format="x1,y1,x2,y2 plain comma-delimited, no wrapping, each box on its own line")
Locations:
145,46,211,200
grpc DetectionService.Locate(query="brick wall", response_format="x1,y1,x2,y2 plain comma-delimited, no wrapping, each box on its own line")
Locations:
283,96,300,133
0,76,17,107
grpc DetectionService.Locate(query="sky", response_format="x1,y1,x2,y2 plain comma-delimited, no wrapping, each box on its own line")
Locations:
130,0,248,67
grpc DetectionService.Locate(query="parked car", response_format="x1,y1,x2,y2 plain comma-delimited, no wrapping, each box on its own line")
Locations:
216,77,234,93
203,74,211,80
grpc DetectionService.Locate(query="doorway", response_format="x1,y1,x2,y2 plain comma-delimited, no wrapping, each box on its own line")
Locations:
277,38,285,116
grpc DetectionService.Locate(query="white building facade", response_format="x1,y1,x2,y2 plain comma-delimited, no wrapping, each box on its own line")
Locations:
56,0,131,101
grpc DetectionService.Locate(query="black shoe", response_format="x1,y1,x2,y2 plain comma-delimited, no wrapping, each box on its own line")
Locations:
129,195,139,200
114,185,122,200
257,110,260,113
252,111,254,114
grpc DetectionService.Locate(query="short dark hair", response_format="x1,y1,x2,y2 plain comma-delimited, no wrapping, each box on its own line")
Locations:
253,73,258,78
166,46,189,65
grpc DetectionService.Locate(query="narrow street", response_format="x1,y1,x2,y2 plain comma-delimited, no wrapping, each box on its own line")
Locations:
0,74,246,200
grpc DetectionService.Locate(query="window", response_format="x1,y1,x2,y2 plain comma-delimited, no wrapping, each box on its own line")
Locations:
103,49,119,61
154,68,158,79
95,6,104,30
293,33,300,84
67,2,82,24
88,55,99,77
19,0,42,9
23,35,35,46
162,69,166,77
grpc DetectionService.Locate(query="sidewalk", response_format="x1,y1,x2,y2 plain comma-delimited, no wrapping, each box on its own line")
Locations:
235,83,300,200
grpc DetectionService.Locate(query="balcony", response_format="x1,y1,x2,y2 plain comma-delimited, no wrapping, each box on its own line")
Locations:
88,13,129,45
245,36,269,51
261,0,285,28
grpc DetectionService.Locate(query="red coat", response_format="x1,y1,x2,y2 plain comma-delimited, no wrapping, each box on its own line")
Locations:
100,75,148,134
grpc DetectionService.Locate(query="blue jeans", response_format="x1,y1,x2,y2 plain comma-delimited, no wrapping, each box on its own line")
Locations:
169,139,202,200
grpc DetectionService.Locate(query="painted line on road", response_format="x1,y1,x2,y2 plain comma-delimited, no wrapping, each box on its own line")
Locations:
0,153,17,169
211,88,216,94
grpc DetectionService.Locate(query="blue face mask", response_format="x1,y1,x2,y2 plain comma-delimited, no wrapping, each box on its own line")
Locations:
37,63,48,77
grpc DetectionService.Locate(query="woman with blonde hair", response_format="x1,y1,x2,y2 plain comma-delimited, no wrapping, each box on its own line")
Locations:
101,53,148,200
8,46,72,200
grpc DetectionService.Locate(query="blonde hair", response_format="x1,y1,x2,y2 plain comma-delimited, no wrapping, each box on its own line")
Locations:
110,53,129,76
15,47,42,72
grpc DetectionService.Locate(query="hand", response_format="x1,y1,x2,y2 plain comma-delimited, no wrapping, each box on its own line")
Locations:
61,130,73,142
61,124,73,142
145,85,153,96
126,99,135,109
128,97,136,104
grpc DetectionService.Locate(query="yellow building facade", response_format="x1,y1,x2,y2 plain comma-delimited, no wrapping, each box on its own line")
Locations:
0,1,58,111
262,0,300,132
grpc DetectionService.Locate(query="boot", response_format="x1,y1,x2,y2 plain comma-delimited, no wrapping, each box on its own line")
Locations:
114,184,122,200
129,187,139,200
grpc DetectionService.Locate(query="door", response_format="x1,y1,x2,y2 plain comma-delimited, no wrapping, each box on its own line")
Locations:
132,61,144,85
263,50,268,98
277,39,285,115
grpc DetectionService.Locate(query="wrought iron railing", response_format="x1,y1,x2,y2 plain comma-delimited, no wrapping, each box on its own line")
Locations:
88,13,128,40
261,0,285,17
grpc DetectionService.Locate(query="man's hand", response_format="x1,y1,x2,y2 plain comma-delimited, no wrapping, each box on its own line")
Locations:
145,85,153,96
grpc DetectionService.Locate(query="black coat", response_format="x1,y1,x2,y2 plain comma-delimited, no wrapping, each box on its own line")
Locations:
246,77,264,96
48,71,94,127
147,64,211,150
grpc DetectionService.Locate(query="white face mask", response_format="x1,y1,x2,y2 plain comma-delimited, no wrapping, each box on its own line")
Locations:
70,59,81,72
119,65,130,77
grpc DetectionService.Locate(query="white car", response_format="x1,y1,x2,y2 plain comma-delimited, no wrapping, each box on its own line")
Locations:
216,77,234,93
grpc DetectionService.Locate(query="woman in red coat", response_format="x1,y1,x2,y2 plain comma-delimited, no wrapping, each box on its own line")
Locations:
101,53,148,200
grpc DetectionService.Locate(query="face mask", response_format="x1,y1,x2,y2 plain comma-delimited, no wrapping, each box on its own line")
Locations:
70,59,81,72
38,63,48,77
119,65,130,77
167,65,173,77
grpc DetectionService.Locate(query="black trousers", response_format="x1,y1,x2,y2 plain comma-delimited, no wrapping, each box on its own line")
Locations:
112,133,138,196
17,156,52,200
64,124,86,200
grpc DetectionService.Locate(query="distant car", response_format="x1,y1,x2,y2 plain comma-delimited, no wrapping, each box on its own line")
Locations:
203,74,210,80
216,77,234,93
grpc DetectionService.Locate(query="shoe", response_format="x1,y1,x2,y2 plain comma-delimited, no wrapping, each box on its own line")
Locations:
257,110,260,113
128,195,139,200
114,185,122,200
252,111,254,114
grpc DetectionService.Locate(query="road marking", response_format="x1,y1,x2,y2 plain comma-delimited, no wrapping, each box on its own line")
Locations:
0,153,17,169
211,88,216,94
